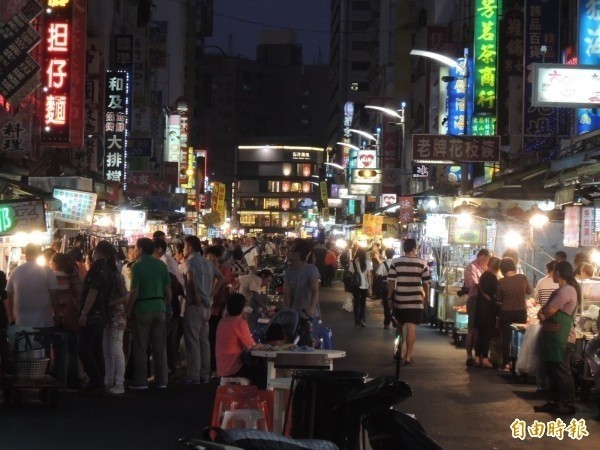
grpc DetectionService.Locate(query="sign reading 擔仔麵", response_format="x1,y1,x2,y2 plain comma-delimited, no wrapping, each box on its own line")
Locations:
412,134,500,163
0,199,46,236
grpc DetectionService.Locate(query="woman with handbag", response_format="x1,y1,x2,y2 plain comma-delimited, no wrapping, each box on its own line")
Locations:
348,248,372,328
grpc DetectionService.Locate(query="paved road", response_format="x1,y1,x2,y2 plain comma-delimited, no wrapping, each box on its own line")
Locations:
1,280,599,449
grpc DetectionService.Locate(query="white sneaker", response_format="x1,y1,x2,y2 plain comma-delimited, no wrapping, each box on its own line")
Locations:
108,386,125,395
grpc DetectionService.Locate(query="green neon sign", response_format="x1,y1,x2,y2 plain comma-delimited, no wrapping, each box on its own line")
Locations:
473,0,499,123
0,206,15,234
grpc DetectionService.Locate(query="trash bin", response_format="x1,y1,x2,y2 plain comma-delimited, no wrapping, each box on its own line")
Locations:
290,370,366,450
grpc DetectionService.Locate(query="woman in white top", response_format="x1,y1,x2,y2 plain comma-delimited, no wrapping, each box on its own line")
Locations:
348,248,372,327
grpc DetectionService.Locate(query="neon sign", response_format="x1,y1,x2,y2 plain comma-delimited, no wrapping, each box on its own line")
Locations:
473,0,498,132
0,199,47,236
41,0,72,143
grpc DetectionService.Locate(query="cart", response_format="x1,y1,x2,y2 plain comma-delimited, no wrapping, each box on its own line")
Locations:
452,310,469,347
2,329,67,407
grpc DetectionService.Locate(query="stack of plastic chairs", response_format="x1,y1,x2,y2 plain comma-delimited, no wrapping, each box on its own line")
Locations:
211,381,274,432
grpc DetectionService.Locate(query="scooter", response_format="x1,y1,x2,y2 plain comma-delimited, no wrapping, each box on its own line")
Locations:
343,376,445,450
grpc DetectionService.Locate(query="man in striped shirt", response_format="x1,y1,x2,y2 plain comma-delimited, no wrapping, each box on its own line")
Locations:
387,239,431,364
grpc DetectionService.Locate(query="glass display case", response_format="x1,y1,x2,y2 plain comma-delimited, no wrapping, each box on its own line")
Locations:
580,279,600,316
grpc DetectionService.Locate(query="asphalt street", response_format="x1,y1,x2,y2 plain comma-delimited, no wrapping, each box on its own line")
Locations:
1,280,599,449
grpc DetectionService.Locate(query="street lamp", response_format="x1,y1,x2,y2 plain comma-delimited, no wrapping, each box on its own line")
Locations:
348,128,377,143
410,48,470,193
364,103,408,194
336,142,360,152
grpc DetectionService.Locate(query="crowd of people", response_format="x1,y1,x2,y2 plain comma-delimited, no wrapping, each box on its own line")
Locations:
0,233,325,395
461,247,593,416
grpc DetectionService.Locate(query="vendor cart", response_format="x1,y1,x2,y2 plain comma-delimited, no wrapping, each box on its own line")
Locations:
2,329,67,407
452,310,469,347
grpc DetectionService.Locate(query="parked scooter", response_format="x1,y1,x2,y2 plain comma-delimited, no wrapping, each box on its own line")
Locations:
343,376,445,450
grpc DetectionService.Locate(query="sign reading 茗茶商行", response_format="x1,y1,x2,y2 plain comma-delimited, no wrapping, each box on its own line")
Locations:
0,199,46,236
412,134,500,163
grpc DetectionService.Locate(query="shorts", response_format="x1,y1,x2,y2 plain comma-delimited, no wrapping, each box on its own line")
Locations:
393,308,423,325
466,297,477,329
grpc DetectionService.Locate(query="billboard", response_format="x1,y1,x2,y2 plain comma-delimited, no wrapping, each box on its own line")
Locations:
412,134,500,162
532,64,600,107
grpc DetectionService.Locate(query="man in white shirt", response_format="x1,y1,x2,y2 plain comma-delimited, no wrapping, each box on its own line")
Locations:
241,237,259,272
6,243,58,327
535,260,559,307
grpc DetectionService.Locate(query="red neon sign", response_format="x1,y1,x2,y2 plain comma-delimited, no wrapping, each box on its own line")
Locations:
41,3,72,143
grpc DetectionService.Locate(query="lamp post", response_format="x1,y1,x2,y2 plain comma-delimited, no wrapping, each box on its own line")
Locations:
410,48,470,194
364,104,407,194
87,133,105,175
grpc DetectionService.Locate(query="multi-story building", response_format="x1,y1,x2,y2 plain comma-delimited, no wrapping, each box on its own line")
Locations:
235,143,324,235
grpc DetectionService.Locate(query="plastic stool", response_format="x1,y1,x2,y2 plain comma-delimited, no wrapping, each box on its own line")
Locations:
268,377,293,434
222,409,268,431
220,377,251,386
212,385,259,428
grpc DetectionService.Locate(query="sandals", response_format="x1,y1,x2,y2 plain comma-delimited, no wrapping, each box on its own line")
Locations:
404,358,414,365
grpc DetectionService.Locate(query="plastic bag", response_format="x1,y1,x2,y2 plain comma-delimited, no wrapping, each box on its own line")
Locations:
515,322,541,375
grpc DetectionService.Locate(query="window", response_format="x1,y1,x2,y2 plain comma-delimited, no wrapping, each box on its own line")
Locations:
351,41,370,51
351,61,370,71
351,21,369,31
352,1,371,11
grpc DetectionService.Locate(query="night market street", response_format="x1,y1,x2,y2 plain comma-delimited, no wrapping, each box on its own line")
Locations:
1,280,599,450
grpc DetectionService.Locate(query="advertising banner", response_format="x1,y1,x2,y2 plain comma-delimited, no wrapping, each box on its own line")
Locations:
0,199,46,236
362,214,383,236
580,207,595,247
351,169,382,184
381,193,397,208
357,150,377,169
563,206,580,248
398,197,414,224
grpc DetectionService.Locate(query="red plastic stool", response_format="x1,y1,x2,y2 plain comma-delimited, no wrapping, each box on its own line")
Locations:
211,385,274,431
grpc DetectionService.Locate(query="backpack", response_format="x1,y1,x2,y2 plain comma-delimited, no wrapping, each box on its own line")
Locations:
343,260,362,292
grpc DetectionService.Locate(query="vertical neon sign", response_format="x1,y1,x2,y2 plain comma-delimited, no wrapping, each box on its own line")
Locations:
41,0,72,143
472,0,498,135
104,70,129,187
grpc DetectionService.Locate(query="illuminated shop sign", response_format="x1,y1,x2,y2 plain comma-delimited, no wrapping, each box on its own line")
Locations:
381,194,397,208
533,64,600,108
104,70,129,186
351,169,382,184
446,58,473,135
412,134,500,162
292,151,311,160
166,114,181,162
579,0,600,134
472,0,498,135
53,188,97,225
41,0,73,143
357,150,377,169
0,199,46,236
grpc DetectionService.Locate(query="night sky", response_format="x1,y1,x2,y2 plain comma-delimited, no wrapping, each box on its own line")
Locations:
205,0,330,64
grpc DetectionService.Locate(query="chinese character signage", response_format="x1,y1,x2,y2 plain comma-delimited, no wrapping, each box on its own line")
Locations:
446,58,473,135
580,207,595,247
473,0,498,117
523,0,564,152
0,199,46,236
579,0,600,134
0,0,43,106
41,0,73,143
398,196,414,224
53,188,97,225
357,150,377,168
412,134,500,162
127,137,152,157
104,70,129,185
413,165,430,178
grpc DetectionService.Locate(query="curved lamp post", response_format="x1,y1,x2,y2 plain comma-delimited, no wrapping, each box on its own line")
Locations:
348,128,378,142
410,49,466,76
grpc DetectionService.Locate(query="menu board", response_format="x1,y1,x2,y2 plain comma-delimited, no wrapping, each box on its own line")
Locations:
53,188,97,225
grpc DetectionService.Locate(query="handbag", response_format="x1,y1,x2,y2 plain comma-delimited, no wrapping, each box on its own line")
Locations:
343,261,362,292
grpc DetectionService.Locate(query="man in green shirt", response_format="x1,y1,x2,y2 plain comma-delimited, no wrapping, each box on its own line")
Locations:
126,237,172,389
